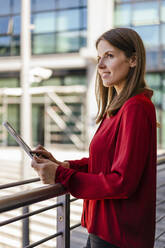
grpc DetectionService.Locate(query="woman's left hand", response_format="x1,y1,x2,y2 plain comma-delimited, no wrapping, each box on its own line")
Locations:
31,155,59,184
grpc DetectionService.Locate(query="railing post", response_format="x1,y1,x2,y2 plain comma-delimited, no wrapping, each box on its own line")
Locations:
57,194,70,248
22,206,30,247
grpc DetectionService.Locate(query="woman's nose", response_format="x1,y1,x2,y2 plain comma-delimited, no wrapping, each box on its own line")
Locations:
98,57,106,68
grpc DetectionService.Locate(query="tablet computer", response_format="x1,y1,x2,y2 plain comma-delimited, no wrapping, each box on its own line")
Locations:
3,121,34,159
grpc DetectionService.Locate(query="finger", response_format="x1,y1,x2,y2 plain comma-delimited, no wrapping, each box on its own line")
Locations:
31,149,50,159
33,155,49,163
36,144,45,150
31,159,40,170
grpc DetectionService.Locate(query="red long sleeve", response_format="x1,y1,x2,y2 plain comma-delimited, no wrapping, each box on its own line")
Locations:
56,102,151,199
69,157,89,172
55,92,157,248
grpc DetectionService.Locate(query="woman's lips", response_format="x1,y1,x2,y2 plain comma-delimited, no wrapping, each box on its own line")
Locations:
102,72,110,78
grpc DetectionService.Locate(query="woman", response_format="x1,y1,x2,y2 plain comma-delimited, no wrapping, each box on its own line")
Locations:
31,28,157,248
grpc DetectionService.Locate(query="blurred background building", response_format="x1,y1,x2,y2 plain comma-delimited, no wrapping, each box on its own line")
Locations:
0,0,164,150
0,1,165,248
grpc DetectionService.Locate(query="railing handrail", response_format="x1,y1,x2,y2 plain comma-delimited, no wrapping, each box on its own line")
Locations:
157,153,165,165
0,183,66,213
0,153,164,214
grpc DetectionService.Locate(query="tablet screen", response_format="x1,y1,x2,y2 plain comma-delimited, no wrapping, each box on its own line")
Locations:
3,121,33,159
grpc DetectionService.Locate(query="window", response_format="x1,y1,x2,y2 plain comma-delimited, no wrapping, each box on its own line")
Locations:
32,33,56,54
13,0,21,14
56,9,80,31
80,0,87,7
7,104,20,146
0,36,10,56
146,73,162,107
114,4,131,26
56,31,80,52
57,0,80,8
11,36,20,55
0,16,10,34
115,0,132,2
161,1,165,22
13,15,21,35
33,12,56,33
0,77,19,87
0,0,10,15
31,0,56,12
82,8,87,29
133,25,159,48
0,0,87,56
64,75,86,85
161,24,165,47
132,2,159,26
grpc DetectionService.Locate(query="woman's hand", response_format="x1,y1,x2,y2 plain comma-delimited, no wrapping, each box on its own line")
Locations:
31,145,70,168
31,155,58,184
31,145,57,162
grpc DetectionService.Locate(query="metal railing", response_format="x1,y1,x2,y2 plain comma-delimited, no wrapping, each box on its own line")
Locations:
155,153,165,248
0,154,165,248
0,178,81,248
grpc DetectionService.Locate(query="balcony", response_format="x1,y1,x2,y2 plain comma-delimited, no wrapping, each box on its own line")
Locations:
0,151,165,247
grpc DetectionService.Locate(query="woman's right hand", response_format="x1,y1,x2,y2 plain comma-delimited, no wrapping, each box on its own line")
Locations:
31,145,70,168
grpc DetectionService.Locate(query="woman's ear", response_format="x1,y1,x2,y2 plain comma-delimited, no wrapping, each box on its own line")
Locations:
129,54,137,68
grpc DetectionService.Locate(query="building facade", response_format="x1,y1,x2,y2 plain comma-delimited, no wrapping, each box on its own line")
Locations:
0,0,164,149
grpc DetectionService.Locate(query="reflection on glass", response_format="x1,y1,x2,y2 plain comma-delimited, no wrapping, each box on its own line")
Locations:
64,75,86,85
82,8,87,29
40,78,61,86
80,30,87,47
114,4,131,26
0,17,10,34
80,0,87,6
161,1,165,22
31,0,56,11
146,73,161,89
132,2,159,25
161,24,165,46
115,0,132,2
57,9,79,31
57,0,80,8
13,0,21,14
32,33,56,54
162,51,165,66
161,110,165,148
133,26,159,48
0,36,10,56
33,12,56,33
146,51,159,70
56,31,79,52
7,104,20,146
13,16,20,35
0,78,19,87
11,36,20,55
0,0,10,15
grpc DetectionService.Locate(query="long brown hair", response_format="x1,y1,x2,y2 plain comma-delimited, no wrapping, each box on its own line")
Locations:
95,28,152,124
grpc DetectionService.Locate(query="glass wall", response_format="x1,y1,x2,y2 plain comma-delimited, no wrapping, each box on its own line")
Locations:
0,0,21,56
31,0,87,54
0,70,86,146
114,0,165,70
0,0,87,56
146,73,165,148
114,0,165,148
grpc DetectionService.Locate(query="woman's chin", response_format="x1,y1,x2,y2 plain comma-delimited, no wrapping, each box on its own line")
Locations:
102,81,113,88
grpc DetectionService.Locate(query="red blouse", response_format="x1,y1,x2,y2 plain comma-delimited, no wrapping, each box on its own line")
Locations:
55,91,157,248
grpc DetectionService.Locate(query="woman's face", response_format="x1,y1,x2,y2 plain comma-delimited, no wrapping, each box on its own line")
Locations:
97,39,132,94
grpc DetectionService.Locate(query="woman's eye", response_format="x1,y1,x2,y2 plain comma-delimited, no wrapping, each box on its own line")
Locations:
107,54,113,58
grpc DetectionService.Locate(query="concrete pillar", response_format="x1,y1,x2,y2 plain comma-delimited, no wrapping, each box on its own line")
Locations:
20,0,32,180
83,0,114,145
87,0,114,53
